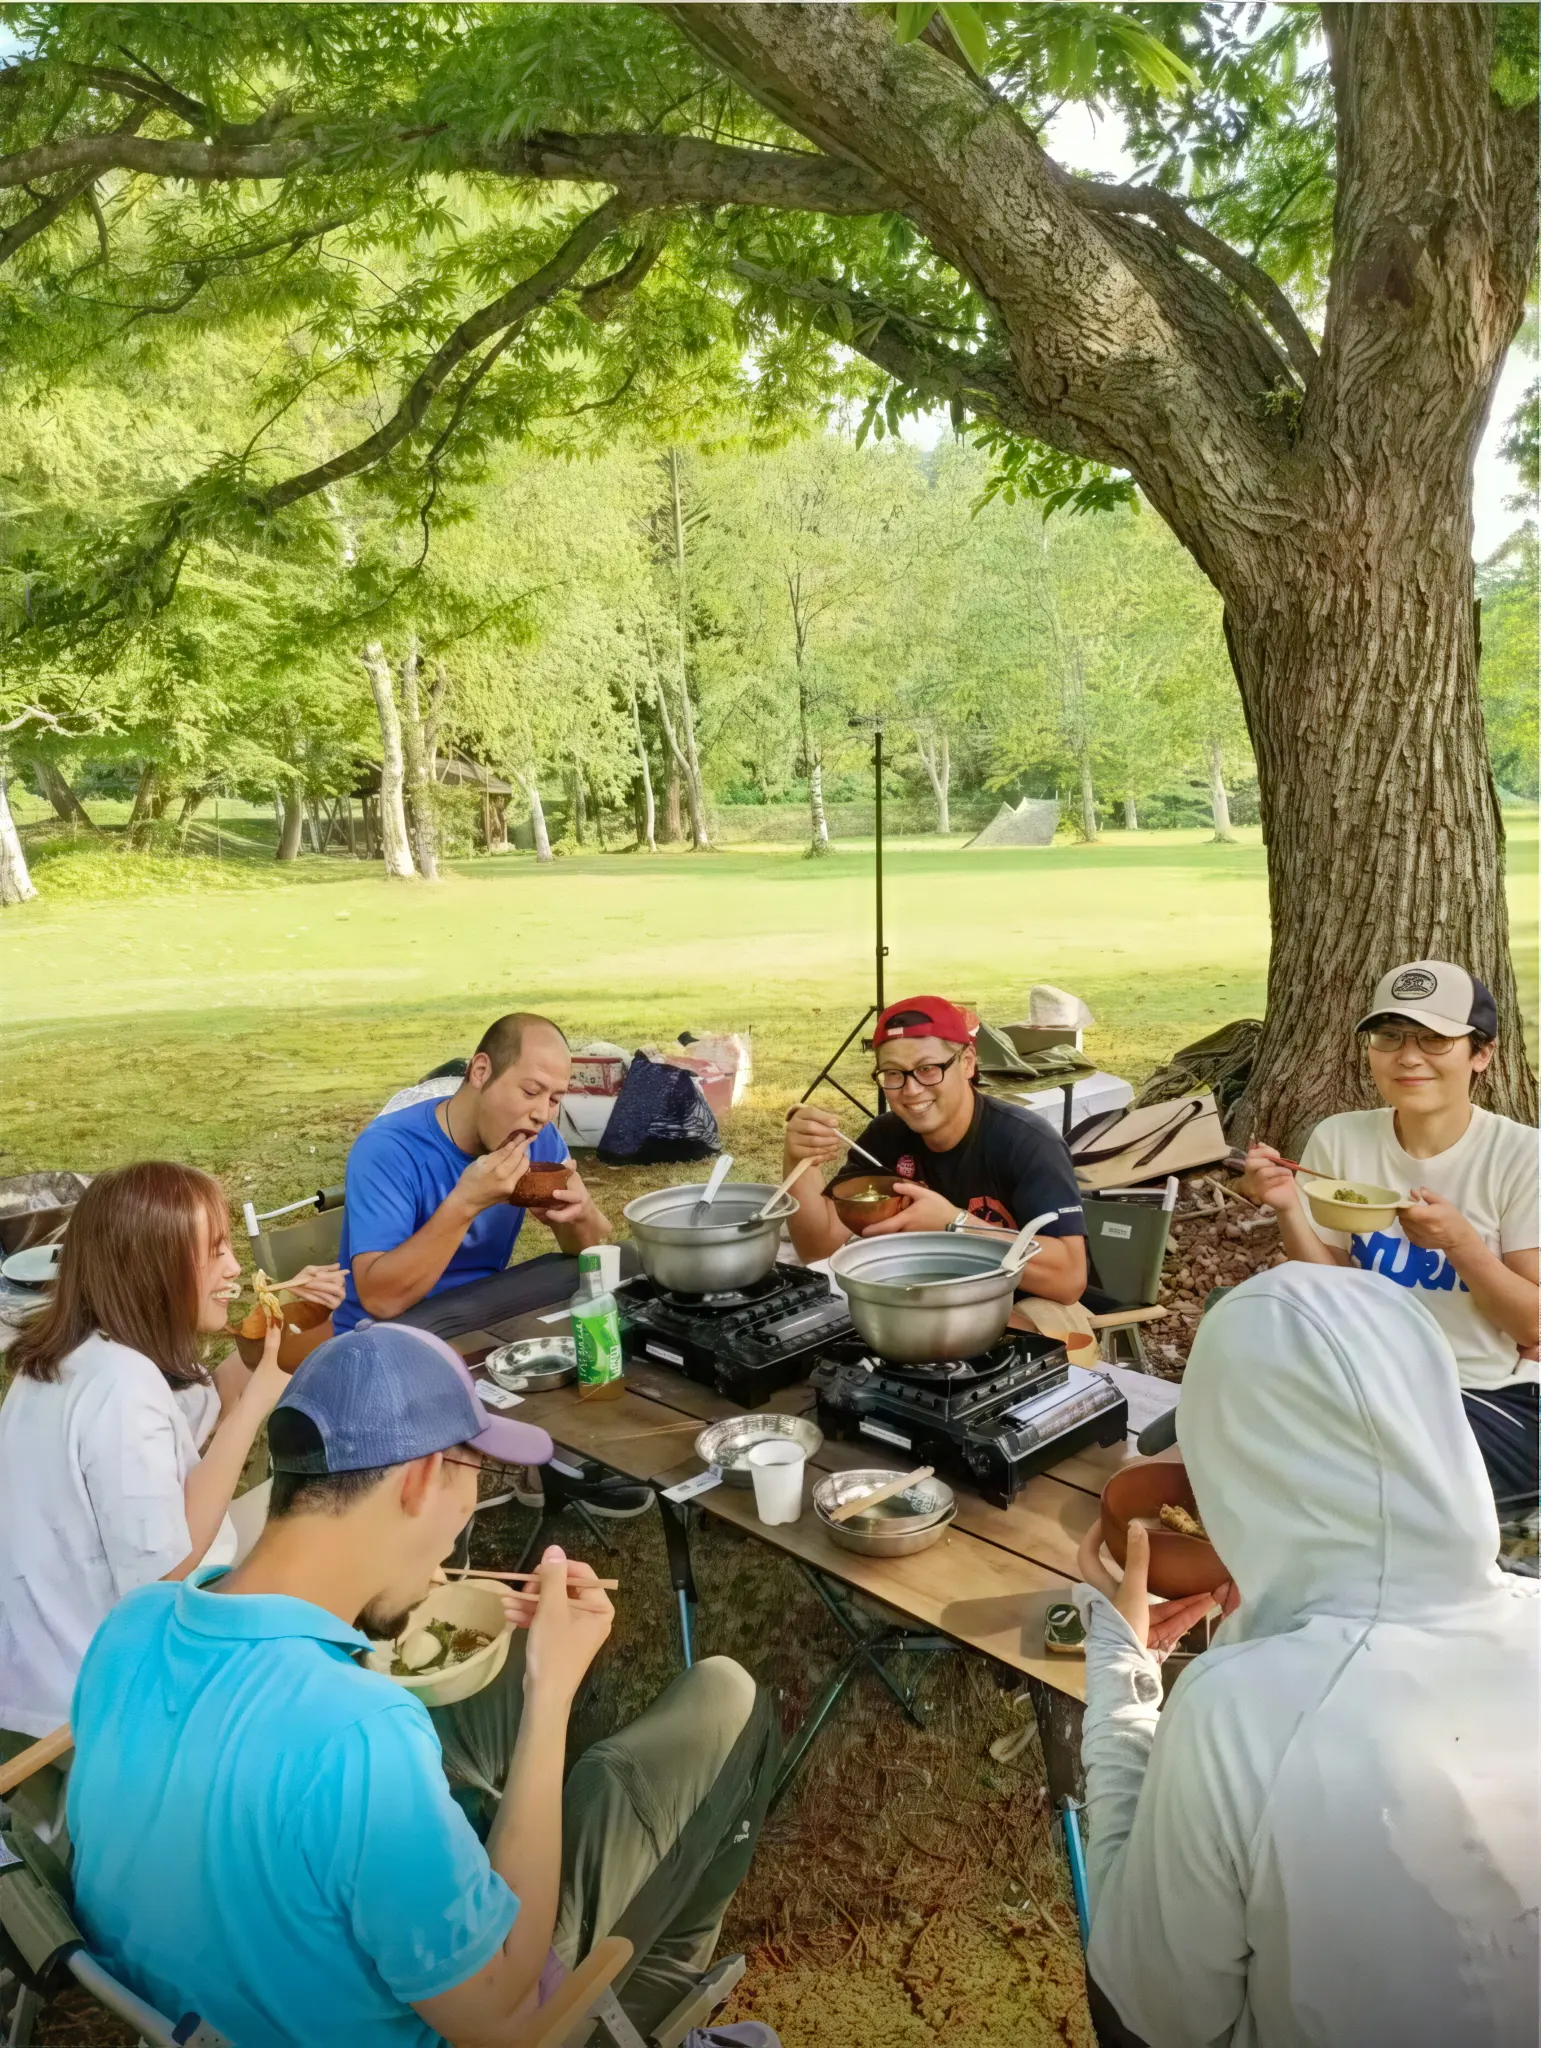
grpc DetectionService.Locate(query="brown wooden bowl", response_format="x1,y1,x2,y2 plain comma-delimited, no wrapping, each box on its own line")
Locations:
513,1164,572,1211
231,1294,332,1372
831,1174,903,1231
1099,1459,1228,1599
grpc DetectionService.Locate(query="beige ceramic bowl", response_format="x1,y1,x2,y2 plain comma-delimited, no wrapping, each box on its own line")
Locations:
1298,1176,1401,1233
366,1577,511,1707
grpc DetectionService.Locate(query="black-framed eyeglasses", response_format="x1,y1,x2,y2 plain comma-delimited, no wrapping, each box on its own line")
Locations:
1360,1027,1464,1056
872,1052,965,1093
442,1453,484,1475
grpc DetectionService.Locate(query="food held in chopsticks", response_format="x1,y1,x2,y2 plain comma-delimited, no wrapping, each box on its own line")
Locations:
235,1269,299,1339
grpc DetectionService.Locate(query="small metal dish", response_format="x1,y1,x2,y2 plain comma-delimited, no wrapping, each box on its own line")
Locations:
485,1336,578,1392
695,1412,824,1486
812,1467,956,1537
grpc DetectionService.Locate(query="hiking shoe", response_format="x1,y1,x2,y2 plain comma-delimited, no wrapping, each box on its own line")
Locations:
513,1456,655,1519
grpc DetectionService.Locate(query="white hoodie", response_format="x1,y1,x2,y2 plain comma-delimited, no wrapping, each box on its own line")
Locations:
1074,1263,1539,2048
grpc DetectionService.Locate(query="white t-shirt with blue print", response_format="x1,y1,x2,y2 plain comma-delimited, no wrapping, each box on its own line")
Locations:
1300,1106,1539,1392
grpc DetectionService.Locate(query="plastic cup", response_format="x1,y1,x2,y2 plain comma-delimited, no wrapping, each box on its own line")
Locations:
747,1439,805,1525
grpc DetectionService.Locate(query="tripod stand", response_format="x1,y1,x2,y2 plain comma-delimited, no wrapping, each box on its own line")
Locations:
801,719,888,1118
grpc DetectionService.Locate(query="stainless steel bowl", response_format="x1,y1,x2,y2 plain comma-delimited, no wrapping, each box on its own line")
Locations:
812,1468,957,1555
624,1183,799,1296
695,1412,824,1487
485,1337,577,1392
828,1231,1033,1364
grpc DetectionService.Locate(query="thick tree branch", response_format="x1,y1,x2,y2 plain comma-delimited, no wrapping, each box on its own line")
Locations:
675,3,1291,568
0,122,901,216
1071,178,1318,383
0,106,145,268
258,196,629,512
578,234,663,323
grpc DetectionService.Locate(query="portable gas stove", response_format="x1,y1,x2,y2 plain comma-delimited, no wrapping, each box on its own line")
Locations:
620,1265,855,1406
811,1331,1129,1508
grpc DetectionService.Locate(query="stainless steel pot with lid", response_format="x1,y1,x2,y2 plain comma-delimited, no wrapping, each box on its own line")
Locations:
623,1182,799,1295
828,1229,1039,1364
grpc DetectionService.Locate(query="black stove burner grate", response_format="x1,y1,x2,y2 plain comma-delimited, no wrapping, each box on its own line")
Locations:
652,1268,807,1314
620,1264,855,1403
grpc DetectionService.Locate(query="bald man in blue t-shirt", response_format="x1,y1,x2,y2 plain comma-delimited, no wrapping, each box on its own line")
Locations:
336,1012,614,1339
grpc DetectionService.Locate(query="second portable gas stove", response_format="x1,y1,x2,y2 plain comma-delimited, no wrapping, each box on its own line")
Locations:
619,1264,856,1406
811,1330,1129,1508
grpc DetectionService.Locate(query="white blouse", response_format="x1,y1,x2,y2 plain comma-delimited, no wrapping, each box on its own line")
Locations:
0,1334,236,1736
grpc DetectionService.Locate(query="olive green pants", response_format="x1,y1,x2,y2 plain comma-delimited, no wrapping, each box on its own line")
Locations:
431,1648,779,2036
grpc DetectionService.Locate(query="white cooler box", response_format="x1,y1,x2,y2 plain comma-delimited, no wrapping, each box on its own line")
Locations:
997,1069,1133,1140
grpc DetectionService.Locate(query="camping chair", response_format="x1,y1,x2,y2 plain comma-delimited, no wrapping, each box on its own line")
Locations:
242,1184,346,1281
1082,1176,1178,1367
516,1940,747,2048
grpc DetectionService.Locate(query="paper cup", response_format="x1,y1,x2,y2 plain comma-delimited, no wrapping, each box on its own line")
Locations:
747,1439,805,1525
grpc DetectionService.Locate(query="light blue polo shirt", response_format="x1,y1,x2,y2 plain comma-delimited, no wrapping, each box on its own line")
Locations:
67,1570,516,2048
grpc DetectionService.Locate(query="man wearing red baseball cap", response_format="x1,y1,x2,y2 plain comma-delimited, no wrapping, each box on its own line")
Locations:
782,994,1088,1303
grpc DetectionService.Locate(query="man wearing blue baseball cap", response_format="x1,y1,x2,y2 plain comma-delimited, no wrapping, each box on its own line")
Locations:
65,1325,779,2048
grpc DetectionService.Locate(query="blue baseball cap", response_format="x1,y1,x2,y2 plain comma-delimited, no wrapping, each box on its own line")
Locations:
271,1324,554,1475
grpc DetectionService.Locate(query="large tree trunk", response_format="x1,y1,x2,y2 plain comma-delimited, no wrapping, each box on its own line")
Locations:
0,757,38,905
32,758,99,832
1123,794,1139,831
678,2,1538,1144
1207,739,1235,843
361,643,416,879
276,788,305,861
663,760,683,843
916,728,950,834
398,635,439,882
796,663,829,858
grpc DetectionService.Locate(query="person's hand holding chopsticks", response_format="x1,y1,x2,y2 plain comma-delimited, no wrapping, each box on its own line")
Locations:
515,1546,614,1707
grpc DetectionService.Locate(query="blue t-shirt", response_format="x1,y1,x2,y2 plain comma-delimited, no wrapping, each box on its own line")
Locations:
68,1571,516,2048
335,1097,569,1333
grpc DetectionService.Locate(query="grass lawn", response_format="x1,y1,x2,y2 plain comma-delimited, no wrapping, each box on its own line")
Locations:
3,817,1536,2048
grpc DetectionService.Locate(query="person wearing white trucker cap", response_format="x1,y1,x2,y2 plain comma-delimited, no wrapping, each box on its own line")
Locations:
1246,960,1539,1517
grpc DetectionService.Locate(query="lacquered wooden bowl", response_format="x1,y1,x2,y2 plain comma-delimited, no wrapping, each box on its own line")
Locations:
1099,1458,1228,1599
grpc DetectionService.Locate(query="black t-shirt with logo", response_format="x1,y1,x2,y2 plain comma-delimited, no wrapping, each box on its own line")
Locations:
847,1095,1087,1237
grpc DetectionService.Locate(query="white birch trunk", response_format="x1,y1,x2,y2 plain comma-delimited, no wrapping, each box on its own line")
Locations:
0,758,38,905
361,643,416,879
1208,738,1235,843
1123,794,1139,830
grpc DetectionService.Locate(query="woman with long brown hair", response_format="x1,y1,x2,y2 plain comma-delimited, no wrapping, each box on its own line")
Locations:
0,1162,343,1757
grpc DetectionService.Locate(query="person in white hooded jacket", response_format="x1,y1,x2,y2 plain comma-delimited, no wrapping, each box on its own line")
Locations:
1072,1262,1538,2048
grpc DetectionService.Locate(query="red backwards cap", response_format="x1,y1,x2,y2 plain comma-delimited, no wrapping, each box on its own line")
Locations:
872,996,977,1047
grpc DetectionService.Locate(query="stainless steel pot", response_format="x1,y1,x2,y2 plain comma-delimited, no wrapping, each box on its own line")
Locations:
623,1182,799,1295
828,1231,1034,1364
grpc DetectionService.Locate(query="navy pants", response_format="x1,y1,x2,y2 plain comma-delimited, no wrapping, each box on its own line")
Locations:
1462,1380,1539,1518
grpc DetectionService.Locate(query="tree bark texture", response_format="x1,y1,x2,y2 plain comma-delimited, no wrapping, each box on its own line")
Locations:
676,2,1538,1137
663,760,682,843
398,636,439,882
1207,740,1235,844
0,759,38,905
916,729,950,835
361,643,417,880
1123,795,1140,831
276,789,304,862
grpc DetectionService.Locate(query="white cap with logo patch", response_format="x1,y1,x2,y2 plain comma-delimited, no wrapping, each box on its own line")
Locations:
1355,960,1498,1040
